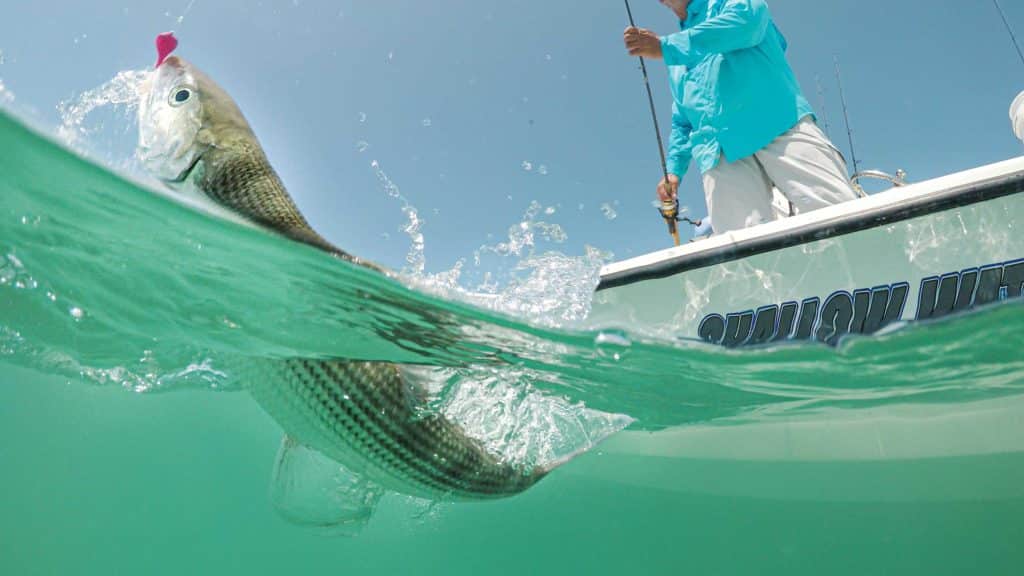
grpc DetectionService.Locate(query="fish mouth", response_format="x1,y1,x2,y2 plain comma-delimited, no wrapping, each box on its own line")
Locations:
166,151,203,184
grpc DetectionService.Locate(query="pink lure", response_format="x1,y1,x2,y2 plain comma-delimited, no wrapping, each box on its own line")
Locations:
155,32,178,68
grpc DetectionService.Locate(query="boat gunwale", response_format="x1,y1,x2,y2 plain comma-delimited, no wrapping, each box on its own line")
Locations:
597,158,1024,291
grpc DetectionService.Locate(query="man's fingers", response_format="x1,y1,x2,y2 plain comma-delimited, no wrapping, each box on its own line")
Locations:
656,177,680,203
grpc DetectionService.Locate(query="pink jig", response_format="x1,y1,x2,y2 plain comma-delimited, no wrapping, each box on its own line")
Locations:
155,32,178,68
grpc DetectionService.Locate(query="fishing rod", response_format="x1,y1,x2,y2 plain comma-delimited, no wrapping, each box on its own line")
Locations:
623,0,696,246
993,0,1024,70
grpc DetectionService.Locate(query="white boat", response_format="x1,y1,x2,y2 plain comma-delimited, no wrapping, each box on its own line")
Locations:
589,156,1024,347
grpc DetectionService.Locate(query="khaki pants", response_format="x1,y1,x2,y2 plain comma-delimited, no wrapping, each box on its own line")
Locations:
702,117,858,234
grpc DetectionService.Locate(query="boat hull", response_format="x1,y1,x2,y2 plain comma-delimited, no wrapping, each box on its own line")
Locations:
591,158,1024,346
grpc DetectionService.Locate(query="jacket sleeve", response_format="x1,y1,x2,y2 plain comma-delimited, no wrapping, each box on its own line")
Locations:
660,0,770,67
667,100,694,178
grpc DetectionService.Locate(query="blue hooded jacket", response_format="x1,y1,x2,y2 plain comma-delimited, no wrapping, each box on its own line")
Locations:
660,0,814,178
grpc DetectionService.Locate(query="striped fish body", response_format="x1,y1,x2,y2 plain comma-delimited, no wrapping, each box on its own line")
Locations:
138,55,549,499
246,359,544,499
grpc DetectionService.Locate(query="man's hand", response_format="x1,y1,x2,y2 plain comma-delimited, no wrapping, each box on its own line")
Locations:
624,27,663,59
657,174,680,203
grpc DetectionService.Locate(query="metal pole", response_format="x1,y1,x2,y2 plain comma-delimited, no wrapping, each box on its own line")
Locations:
834,56,860,174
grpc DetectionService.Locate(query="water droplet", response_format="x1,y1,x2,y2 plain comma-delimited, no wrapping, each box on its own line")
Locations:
521,161,533,172
355,140,369,152
358,112,367,123
544,207,556,215
600,203,618,221
538,165,548,176
69,307,84,320
422,118,432,127
545,54,552,61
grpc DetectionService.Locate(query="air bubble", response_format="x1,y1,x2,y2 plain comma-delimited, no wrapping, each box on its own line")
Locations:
594,330,632,361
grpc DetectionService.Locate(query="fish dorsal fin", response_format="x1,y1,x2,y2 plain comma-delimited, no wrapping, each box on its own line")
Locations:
270,435,384,536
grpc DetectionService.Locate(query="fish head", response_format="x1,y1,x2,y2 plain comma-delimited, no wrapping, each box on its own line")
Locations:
137,56,204,182
137,55,253,183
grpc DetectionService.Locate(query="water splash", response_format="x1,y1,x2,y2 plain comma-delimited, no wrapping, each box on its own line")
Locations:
354,165,626,468
389,199,610,328
440,365,633,467
370,159,425,276
56,69,149,151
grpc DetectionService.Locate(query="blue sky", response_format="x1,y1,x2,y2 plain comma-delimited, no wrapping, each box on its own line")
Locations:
1,0,1023,277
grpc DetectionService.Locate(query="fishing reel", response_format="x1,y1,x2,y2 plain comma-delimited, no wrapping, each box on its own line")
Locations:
655,199,701,246
655,199,701,226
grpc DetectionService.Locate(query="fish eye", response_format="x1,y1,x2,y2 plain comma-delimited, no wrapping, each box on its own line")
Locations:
169,87,193,107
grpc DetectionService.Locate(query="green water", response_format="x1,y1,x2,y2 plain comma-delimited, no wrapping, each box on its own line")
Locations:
2,109,1024,574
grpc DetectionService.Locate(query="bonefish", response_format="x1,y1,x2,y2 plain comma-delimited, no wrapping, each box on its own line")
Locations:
136,33,555,499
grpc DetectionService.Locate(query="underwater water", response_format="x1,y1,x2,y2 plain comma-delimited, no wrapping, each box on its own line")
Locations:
2,104,1024,574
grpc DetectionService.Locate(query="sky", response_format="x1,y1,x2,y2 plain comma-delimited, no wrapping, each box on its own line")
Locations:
1,0,1023,278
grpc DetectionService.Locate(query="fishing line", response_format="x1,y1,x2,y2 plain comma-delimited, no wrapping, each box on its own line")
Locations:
993,0,1024,70
173,0,198,30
